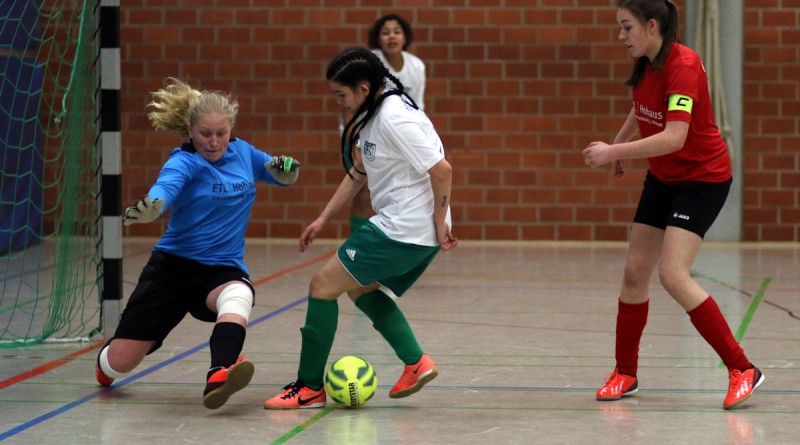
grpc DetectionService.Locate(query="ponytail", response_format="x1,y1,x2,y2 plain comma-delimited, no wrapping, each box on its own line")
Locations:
147,77,238,139
617,0,680,88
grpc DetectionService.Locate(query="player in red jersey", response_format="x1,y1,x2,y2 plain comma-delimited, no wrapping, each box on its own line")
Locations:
582,0,763,410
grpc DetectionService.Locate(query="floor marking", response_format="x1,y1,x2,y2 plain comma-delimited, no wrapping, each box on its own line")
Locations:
269,405,338,445
719,277,771,369
734,278,770,342
0,251,333,442
0,342,104,390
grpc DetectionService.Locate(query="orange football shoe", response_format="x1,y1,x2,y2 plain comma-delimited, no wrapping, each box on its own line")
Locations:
202,356,255,409
389,354,438,399
596,369,638,401
264,381,326,409
723,366,764,410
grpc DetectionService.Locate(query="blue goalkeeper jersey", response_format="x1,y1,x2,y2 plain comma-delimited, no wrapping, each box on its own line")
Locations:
147,138,282,274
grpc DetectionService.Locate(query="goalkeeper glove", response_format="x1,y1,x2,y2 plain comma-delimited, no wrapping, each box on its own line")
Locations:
123,195,163,226
268,155,300,184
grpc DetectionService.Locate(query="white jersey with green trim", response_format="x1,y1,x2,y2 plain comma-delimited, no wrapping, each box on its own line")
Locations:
359,94,451,246
373,49,426,110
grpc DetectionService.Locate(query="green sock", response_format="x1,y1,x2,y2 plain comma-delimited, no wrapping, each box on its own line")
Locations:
297,297,338,390
355,291,423,365
349,215,370,233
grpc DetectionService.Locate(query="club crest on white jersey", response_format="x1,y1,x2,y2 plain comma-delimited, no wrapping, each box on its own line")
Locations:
363,141,376,161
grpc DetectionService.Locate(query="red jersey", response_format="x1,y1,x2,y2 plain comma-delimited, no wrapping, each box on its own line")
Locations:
632,43,731,183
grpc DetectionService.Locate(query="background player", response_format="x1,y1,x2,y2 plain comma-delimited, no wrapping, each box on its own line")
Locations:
347,13,427,233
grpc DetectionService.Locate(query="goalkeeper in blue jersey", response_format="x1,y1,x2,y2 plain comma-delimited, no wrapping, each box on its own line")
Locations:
95,78,300,410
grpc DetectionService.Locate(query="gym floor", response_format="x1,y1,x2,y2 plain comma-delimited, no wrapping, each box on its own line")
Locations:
1,238,797,444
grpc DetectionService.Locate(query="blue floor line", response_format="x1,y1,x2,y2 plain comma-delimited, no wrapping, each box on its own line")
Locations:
0,296,308,442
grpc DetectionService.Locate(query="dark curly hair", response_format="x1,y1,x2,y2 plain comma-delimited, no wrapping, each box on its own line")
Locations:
367,14,414,51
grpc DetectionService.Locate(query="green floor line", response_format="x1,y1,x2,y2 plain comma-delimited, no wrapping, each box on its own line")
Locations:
719,277,771,368
734,277,771,341
270,405,337,444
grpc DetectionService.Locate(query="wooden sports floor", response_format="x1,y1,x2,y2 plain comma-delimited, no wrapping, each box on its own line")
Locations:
1,238,798,444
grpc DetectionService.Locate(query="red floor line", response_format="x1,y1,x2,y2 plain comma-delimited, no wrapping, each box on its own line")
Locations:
251,251,334,286
0,250,334,391
0,342,104,390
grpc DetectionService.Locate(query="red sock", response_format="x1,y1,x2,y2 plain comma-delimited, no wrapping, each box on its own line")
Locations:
615,299,649,376
688,296,750,371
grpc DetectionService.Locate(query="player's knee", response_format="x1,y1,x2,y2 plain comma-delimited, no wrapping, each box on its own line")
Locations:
348,283,381,302
347,288,366,302
99,343,129,377
622,264,650,291
658,266,690,296
216,282,254,322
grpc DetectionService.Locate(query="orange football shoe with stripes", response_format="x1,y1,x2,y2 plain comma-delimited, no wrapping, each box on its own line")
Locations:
724,366,764,410
596,369,639,401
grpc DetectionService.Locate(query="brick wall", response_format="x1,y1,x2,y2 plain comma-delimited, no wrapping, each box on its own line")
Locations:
119,0,797,242
743,2,800,241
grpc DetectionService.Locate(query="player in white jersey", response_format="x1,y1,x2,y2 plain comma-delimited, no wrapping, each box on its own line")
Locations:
348,14,427,233
369,14,426,110
264,47,457,409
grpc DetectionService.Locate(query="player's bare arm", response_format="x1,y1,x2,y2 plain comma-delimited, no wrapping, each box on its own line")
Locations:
428,158,457,251
583,120,689,168
300,165,367,252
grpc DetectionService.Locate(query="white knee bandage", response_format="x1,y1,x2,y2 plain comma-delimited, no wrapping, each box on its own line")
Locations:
99,345,127,379
216,282,254,322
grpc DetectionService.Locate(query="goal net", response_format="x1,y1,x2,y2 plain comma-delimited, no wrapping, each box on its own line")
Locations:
0,0,103,346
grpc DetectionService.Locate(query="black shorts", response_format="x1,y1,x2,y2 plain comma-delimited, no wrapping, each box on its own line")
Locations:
112,251,255,354
633,171,732,238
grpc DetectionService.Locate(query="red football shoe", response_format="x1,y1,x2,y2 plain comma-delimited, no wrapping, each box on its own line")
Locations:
596,369,638,401
723,366,764,410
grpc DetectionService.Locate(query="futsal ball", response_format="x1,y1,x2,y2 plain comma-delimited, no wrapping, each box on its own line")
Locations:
324,355,377,408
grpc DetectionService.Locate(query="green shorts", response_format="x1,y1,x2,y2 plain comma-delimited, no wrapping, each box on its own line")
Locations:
337,222,440,298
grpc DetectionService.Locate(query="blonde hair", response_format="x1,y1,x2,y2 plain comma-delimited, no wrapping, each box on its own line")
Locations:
147,77,239,139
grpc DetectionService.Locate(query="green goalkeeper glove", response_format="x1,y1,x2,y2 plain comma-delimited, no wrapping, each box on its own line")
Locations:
123,195,163,226
267,156,300,185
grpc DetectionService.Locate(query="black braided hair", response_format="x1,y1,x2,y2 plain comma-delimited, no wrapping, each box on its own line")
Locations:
326,47,420,178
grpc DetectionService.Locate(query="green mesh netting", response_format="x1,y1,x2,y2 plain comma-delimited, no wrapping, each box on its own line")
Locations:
0,0,102,346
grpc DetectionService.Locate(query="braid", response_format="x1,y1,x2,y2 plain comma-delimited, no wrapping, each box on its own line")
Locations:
385,71,419,109
327,47,418,178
